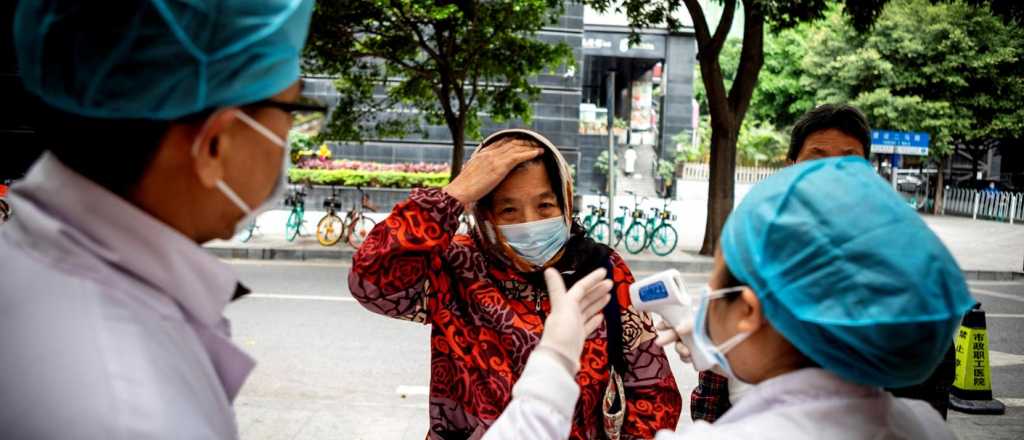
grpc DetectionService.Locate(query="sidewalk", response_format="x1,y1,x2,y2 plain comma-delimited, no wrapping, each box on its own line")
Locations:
205,229,716,274
206,208,1023,278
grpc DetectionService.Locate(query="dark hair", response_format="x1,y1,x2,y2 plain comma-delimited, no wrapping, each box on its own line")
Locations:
787,104,871,162
39,105,210,196
477,133,565,214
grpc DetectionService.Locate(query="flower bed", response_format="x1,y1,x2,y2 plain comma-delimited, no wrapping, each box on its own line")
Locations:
290,158,451,188
296,157,449,174
288,168,449,188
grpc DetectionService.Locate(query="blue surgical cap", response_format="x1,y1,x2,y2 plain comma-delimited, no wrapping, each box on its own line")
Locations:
15,0,314,120
721,156,974,388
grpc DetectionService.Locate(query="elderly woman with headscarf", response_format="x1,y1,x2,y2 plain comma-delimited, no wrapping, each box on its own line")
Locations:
482,156,973,440
349,129,682,439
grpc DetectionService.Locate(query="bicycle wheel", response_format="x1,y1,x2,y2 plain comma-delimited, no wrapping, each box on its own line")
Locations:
589,220,611,243
612,219,627,247
317,214,345,246
649,224,678,256
347,215,377,248
624,222,648,254
286,209,302,242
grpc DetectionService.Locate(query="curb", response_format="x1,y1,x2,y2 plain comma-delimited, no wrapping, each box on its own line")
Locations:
962,271,1024,281
205,246,1022,280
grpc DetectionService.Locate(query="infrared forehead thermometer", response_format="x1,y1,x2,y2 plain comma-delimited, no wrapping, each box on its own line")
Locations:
629,269,712,371
628,269,692,327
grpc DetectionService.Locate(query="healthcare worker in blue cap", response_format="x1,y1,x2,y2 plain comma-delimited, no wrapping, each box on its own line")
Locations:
0,1,320,438
481,156,974,439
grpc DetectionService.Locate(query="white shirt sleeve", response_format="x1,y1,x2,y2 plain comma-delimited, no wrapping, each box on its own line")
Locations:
482,349,580,440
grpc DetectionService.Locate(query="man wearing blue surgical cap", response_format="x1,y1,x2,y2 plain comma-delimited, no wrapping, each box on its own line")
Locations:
0,1,317,438
481,156,973,439
693,103,958,422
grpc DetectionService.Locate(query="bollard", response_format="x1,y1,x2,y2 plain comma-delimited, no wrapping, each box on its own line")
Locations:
1010,195,1017,225
949,303,1005,415
972,192,980,220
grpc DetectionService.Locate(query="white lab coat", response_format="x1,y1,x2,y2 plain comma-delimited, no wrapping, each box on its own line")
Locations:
487,358,955,440
0,154,254,439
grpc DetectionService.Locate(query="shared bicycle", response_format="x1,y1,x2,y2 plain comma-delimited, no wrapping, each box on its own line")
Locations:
342,187,378,248
583,192,679,256
316,186,345,246
284,185,308,242
314,186,378,248
639,198,679,256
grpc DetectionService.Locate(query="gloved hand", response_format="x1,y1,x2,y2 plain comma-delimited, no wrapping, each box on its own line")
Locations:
537,268,613,375
654,319,695,364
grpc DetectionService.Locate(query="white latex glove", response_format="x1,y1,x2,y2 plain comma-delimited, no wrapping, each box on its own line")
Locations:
537,268,614,375
654,319,695,364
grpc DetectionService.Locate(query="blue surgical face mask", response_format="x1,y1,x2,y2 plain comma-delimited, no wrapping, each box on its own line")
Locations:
497,216,569,267
690,285,752,380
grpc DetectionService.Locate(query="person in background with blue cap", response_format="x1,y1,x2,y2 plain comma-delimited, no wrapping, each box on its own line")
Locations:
0,1,319,438
691,104,958,422
480,156,974,439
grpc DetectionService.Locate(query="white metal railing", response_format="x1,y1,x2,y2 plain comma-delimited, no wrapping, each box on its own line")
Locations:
942,187,1024,224
681,164,780,184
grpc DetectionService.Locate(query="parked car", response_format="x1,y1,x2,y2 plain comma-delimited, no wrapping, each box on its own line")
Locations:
896,174,923,192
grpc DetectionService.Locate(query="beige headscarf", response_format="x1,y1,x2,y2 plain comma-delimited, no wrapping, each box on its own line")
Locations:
470,129,575,273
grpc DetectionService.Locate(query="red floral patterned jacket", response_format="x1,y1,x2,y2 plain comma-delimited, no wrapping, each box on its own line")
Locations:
349,188,681,439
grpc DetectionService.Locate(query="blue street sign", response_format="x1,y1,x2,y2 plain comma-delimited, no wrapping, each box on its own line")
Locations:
871,130,930,156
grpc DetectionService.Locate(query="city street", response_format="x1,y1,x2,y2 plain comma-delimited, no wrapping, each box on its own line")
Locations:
227,260,1024,440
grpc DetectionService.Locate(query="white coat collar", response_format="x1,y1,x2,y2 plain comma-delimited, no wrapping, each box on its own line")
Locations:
10,152,240,326
9,153,255,400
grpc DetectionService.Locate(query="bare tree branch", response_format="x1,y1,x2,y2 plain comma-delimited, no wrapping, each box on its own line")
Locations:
707,0,737,57
727,0,764,118
681,0,712,46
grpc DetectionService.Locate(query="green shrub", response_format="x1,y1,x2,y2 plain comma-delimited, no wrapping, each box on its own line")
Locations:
289,168,450,188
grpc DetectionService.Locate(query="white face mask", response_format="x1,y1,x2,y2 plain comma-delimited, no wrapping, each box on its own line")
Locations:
191,111,289,234
689,285,753,381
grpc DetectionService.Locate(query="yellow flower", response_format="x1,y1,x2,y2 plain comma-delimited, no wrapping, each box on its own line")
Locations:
318,143,333,159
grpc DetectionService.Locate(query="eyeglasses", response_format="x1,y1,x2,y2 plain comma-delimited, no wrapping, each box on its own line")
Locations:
247,99,328,117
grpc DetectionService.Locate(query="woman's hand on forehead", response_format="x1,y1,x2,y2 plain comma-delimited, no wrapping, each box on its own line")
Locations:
443,138,543,207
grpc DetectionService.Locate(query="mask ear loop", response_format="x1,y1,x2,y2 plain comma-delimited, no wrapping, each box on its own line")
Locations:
701,286,753,354
190,109,255,214
235,111,286,147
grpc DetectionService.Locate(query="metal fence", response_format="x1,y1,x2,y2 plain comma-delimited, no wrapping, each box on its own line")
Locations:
681,164,779,184
942,187,1024,223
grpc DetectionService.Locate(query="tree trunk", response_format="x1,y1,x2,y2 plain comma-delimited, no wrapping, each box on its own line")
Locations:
450,121,466,178
700,118,738,255
934,155,948,215
697,0,762,256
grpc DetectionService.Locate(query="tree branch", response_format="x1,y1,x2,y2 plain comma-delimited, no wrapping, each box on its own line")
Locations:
680,0,712,46
391,2,443,62
707,0,737,57
727,0,764,119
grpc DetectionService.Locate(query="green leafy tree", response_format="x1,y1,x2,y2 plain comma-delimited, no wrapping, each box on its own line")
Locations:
587,0,1020,254
584,0,903,254
799,0,1024,209
305,0,574,177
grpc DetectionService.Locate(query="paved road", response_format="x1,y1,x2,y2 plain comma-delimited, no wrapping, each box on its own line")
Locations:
227,260,1024,439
